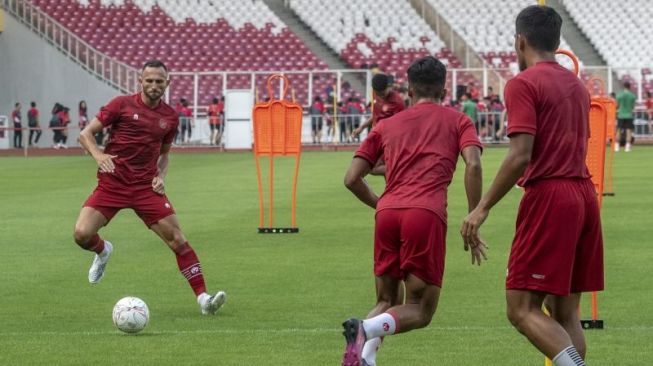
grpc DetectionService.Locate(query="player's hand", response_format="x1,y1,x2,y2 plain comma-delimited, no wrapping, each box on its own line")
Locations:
152,176,165,195
461,206,489,252
95,153,118,173
351,127,362,138
470,240,488,266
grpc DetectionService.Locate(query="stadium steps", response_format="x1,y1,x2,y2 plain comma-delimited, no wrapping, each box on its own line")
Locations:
548,0,606,67
406,0,505,92
262,0,367,96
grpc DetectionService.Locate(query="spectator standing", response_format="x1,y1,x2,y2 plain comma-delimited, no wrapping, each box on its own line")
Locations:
11,102,23,149
27,101,42,146
615,81,637,152
309,96,325,144
461,94,479,133
645,91,653,135
79,101,89,131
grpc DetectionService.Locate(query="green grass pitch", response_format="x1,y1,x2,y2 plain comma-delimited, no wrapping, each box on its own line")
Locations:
0,147,651,365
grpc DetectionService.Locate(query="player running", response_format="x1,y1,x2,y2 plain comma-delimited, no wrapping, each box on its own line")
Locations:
341,56,486,366
73,60,226,315
462,6,603,366
352,73,405,139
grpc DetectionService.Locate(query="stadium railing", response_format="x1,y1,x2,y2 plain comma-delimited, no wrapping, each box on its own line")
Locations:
3,0,139,93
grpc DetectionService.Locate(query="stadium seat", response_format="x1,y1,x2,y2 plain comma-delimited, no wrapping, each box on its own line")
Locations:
31,0,328,106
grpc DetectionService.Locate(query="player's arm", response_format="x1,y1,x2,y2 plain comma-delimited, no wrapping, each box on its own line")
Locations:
352,116,372,137
462,133,534,246
461,145,487,265
344,157,378,209
152,143,171,195
79,118,117,173
461,146,483,213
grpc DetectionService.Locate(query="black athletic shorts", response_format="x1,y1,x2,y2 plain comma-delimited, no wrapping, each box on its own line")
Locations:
618,118,634,130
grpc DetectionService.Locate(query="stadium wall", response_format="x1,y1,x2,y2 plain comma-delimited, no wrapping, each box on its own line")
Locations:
0,13,118,132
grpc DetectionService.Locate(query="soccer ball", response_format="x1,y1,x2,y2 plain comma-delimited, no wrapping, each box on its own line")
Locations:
112,296,149,334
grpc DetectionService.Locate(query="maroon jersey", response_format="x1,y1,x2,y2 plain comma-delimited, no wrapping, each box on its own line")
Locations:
96,93,179,186
356,102,482,223
505,61,591,187
372,91,405,126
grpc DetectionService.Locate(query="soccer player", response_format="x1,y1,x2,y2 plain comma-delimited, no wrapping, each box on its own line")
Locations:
462,6,603,366
341,56,486,366
351,73,404,139
615,81,637,152
73,60,226,315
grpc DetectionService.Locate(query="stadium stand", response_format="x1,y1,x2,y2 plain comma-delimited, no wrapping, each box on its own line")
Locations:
31,0,329,105
561,0,653,93
288,0,475,87
428,0,579,79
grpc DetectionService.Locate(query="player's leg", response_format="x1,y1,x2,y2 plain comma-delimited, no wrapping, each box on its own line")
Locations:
544,293,585,358
149,214,226,315
506,180,589,365
361,275,401,366
507,291,574,357
625,121,633,151
73,206,114,283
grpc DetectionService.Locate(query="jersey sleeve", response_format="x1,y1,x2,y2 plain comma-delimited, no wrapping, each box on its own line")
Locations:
458,115,483,152
505,78,537,136
354,127,383,166
96,97,123,127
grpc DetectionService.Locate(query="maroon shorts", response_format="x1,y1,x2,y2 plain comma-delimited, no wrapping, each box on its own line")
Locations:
374,208,446,287
84,183,176,227
507,178,604,296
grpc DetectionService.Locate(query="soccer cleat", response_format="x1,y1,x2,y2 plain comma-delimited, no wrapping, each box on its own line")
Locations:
88,241,113,284
625,143,631,152
342,318,367,366
201,291,227,315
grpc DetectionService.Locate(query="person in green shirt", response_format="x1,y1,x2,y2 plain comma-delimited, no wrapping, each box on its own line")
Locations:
461,93,478,130
616,81,637,152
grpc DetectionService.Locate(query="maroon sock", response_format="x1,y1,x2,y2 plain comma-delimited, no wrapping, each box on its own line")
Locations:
175,242,206,296
87,234,105,254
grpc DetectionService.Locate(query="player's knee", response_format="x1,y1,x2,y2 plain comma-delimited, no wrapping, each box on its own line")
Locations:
73,227,93,247
506,306,529,331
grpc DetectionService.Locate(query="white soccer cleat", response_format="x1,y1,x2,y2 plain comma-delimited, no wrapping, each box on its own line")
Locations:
88,241,113,284
200,291,227,315
625,143,631,152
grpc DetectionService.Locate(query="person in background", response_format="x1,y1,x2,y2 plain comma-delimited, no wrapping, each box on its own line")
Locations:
309,96,325,144
207,97,221,146
11,102,23,149
59,106,71,148
468,82,480,101
27,101,42,147
79,101,89,131
645,90,652,135
461,94,479,133
615,81,636,152
178,98,193,144
50,103,64,149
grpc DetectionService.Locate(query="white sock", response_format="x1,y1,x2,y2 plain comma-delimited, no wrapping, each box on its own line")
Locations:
362,313,397,339
197,292,210,305
553,346,586,366
99,243,111,258
362,337,382,365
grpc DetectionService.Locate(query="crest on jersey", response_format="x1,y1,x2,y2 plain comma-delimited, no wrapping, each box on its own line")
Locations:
159,119,167,129
133,113,139,120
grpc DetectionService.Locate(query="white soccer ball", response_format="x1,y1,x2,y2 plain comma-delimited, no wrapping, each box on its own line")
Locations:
112,296,149,334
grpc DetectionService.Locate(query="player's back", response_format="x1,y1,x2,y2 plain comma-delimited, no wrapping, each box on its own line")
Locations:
506,61,591,186
372,102,480,222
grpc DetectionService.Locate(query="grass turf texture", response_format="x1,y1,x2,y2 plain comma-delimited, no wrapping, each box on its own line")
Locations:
0,147,651,365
